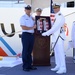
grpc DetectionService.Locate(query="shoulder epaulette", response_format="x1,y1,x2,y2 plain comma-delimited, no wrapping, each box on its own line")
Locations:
58,13,61,16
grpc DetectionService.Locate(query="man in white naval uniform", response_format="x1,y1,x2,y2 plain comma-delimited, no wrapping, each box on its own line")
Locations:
71,21,75,48
42,3,66,74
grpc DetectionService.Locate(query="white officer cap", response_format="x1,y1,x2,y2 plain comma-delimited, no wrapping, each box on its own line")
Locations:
52,2,61,8
24,5,32,10
35,8,42,12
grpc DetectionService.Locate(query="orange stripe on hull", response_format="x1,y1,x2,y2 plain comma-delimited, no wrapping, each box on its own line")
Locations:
0,47,8,56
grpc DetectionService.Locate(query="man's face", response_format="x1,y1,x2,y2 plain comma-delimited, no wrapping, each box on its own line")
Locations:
25,9,31,15
53,7,60,13
36,11,42,16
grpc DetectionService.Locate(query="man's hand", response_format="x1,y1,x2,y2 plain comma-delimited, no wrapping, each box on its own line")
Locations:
42,32,49,36
42,32,47,36
33,25,36,29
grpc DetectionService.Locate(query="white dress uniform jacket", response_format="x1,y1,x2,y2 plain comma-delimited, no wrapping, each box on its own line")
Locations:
42,11,66,42
71,21,75,48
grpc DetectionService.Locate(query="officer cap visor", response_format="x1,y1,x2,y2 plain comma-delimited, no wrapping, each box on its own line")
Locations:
25,5,31,10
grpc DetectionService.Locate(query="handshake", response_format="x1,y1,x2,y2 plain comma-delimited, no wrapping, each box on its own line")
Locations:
42,32,50,36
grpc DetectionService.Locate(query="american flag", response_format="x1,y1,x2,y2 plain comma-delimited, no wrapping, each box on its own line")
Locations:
50,0,55,25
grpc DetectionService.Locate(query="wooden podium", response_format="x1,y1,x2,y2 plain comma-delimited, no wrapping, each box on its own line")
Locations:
33,34,50,66
33,16,51,66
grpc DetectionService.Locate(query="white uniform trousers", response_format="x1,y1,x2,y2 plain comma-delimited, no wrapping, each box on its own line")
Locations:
54,37,66,69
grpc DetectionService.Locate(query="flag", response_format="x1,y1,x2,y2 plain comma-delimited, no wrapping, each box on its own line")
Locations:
50,0,55,25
